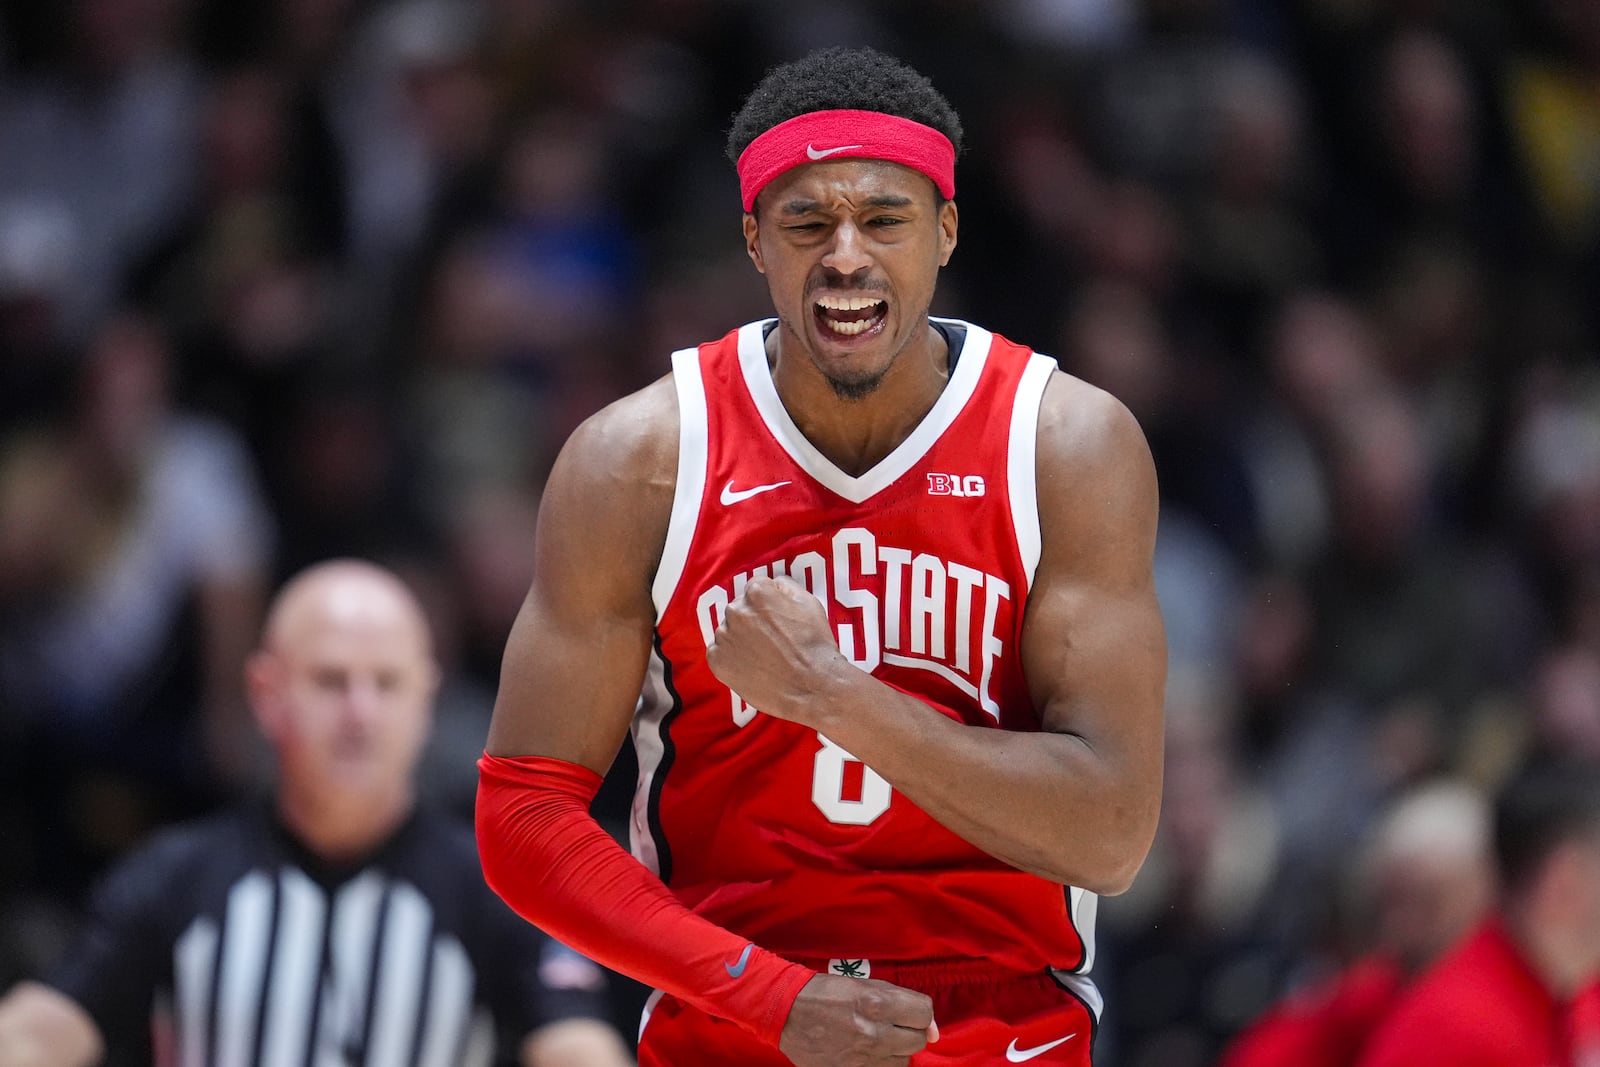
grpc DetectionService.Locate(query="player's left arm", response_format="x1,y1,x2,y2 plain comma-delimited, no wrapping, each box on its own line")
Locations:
707,372,1165,892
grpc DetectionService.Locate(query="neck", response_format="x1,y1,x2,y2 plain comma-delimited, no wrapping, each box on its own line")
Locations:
276,781,415,863
770,321,950,476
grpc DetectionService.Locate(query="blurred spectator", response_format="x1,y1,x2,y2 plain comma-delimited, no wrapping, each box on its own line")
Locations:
0,199,80,426
994,0,1137,54
1220,778,1495,1067
1095,8,1263,187
1503,0,1600,263
1061,278,1258,560
1099,666,1286,1067
1368,237,1492,484
1317,26,1530,284
263,378,424,577
482,109,638,363
399,479,543,821
403,230,565,520
400,106,639,523
1308,387,1488,772
0,0,204,336
323,0,498,347
1527,642,1600,766
1184,50,1322,351
1505,361,1600,621
1240,290,1386,571
126,62,344,443
0,311,272,897
1356,761,1600,1067
1232,569,1385,944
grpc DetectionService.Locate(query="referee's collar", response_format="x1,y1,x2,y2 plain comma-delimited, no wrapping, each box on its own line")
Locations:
263,798,425,886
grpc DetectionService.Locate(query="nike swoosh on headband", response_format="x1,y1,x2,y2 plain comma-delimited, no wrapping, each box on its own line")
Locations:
806,142,865,160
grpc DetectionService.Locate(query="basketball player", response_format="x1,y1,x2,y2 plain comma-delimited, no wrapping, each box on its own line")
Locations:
476,47,1167,1066
0,560,632,1067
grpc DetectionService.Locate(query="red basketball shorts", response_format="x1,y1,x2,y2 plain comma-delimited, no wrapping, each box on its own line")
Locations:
637,957,1098,1066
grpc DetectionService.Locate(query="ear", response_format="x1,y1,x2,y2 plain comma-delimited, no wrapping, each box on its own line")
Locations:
937,200,959,267
245,650,282,738
743,213,765,274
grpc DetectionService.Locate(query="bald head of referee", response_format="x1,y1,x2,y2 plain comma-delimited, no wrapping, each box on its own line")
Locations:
247,559,442,862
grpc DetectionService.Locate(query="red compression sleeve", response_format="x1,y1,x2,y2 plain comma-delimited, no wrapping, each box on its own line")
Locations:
476,753,814,1045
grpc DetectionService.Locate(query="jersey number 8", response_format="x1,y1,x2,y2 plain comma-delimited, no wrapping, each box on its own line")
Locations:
812,734,891,825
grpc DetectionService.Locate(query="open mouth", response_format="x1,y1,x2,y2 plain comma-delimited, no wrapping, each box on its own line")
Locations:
814,293,888,337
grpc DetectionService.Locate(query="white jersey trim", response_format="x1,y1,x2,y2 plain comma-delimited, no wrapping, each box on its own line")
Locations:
736,317,993,504
1049,967,1104,1022
1008,354,1057,591
637,988,666,1044
1068,885,1099,974
653,347,709,616
629,645,672,876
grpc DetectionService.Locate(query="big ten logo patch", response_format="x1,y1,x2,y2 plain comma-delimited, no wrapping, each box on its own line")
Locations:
927,473,985,497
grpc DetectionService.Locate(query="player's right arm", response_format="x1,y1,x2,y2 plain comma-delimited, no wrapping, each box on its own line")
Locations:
477,376,934,1064
0,982,104,1067
483,377,677,773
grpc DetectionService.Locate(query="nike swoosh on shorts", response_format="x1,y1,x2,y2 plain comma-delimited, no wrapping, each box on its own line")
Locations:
1005,1032,1078,1062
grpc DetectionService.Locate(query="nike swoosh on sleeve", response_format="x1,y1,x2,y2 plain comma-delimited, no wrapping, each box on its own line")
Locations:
724,944,754,978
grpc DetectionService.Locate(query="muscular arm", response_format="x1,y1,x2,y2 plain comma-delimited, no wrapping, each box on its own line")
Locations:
0,982,104,1067
484,378,675,770
708,373,1166,892
477,379,934,1061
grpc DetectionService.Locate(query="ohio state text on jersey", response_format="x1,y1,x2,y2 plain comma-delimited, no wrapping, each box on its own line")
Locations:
631,318,1099,1012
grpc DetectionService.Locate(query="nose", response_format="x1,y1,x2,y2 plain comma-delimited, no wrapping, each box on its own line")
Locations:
343,678,384,728
821,220,873,278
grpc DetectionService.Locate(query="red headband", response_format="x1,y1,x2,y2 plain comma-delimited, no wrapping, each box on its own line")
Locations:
736,109,956,212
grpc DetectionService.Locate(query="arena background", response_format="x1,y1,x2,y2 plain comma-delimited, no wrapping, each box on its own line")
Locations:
2,0,1599,1063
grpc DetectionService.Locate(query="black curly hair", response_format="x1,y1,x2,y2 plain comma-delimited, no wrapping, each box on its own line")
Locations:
725,46,964,167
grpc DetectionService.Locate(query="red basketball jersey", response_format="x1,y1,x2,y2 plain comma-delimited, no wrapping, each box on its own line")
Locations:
632,318,1099,1009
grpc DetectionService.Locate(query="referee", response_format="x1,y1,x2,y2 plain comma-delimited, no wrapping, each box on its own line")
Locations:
0,559,634,1067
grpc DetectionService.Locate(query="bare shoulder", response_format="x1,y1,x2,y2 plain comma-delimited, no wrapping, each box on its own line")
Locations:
539,373,681,587
1036,370,1152,473
490,374,683,762
1033,370,1159,568
555,373,680,492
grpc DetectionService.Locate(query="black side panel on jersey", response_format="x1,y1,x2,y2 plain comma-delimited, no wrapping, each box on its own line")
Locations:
645,630,687,887
1050,969,1102,1064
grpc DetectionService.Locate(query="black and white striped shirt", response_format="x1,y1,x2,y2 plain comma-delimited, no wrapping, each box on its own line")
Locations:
47,804,610,1067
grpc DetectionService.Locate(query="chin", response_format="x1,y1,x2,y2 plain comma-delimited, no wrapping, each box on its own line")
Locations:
825,369,888,401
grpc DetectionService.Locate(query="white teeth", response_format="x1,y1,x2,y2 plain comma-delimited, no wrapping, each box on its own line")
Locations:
815,295,885,311
825,318,873,335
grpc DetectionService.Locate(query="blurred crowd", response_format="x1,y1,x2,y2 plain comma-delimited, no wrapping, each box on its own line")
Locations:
2,0,1599,1063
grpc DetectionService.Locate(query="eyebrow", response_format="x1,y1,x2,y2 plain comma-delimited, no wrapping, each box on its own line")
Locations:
778,193,917,215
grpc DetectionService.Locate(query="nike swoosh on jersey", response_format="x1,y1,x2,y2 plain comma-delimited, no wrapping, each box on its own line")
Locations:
806,143,864,160
724,944,754,978
1005,1033,1078,1062
720,479,791,505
